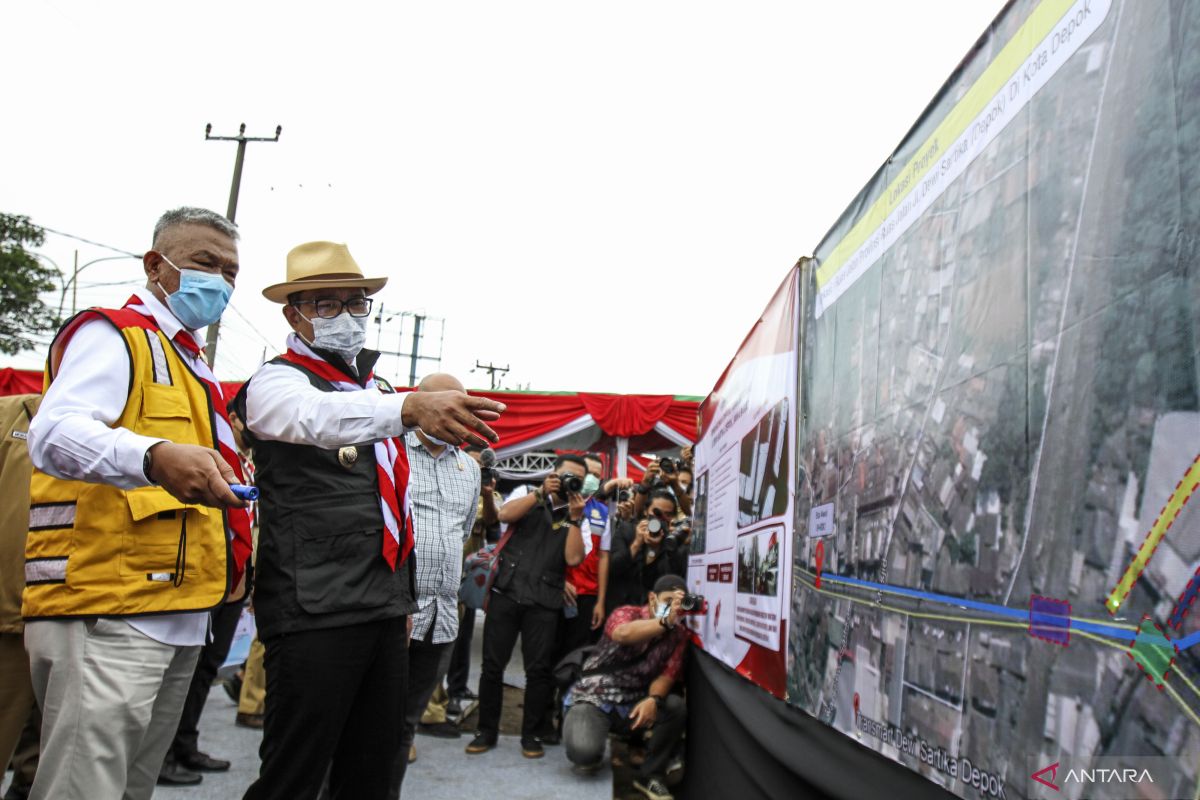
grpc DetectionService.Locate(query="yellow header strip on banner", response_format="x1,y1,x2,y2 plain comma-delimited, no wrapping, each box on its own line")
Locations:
815,0,1077,291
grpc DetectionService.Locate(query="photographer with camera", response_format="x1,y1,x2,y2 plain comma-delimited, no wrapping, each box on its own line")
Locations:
563,574,694,800
466,455,587,759
603,489,681,615
638,457,693,518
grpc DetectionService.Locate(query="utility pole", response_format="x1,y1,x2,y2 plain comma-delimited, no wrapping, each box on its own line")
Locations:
473,360,510,390
408,315,424,387
203,122,282,365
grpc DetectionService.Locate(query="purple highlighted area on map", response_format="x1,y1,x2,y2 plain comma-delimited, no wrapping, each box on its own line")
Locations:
1029,595,1071,647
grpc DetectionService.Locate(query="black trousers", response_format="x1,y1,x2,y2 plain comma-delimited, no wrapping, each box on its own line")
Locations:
171,598,245,759
446,607,475,697
558,594,601,658
477,591,558,739
243,616,408,800
388,629,453,798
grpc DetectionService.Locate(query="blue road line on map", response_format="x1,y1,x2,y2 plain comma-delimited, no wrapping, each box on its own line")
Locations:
817,573,1181,648
1177,631,1200,649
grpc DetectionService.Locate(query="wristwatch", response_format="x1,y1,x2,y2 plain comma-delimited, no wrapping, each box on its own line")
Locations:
568,517,583,526
142,445,156,484
650,694,666,710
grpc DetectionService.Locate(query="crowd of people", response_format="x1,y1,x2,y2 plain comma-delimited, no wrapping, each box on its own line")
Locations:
0,206,697,800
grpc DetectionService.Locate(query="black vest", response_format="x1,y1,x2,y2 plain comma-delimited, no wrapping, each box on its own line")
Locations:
242,351,416,641
493,501,568,611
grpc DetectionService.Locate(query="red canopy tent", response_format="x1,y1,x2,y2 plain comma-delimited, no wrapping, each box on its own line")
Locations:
0,367,699,476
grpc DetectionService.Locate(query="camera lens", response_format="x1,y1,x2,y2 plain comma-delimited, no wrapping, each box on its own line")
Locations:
647,518,664,536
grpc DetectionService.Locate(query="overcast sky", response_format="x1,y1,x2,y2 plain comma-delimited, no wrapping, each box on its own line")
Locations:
1,1,1002,396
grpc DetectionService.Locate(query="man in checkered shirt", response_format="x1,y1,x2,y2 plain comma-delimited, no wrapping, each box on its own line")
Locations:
388,373,481,797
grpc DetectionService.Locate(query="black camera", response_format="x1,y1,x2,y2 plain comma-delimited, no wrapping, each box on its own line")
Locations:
663,518,691,551
616,489,631,502
647,516,666,537
557,472,583,495
658,457,680,475
679,592,707,615
480,448,497,485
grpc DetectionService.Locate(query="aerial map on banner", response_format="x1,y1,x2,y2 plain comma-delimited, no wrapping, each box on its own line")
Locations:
689,269,798,698
788,0,1200,798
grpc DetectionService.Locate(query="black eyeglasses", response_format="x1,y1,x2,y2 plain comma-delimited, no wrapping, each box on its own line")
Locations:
290,297,374,319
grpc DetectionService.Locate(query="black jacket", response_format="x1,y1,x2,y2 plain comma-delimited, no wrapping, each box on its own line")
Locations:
493,499,570,611
239,350,416,641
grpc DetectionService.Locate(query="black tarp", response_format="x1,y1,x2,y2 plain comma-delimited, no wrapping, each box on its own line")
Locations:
681,650,957,800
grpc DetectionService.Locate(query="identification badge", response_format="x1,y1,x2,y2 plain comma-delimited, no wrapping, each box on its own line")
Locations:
11,430,27,440
338,446,359,469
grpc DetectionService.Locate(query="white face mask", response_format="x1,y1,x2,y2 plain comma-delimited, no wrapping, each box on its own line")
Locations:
305,313,368,363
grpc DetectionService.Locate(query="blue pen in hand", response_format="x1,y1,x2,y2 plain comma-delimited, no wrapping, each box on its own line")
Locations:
230,484,259,501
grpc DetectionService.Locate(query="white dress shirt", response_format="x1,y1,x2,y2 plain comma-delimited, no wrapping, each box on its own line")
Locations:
28,288,210,646
244,336,411,447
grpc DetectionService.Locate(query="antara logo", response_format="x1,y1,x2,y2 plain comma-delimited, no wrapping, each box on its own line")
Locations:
1031,762,1060,791
1031,760,1155,791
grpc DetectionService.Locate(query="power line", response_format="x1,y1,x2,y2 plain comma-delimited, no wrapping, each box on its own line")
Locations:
30,223,283,367
223,301,281,355
36,225,140,257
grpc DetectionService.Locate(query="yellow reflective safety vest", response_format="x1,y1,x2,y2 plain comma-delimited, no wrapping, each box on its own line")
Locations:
23,307,230,619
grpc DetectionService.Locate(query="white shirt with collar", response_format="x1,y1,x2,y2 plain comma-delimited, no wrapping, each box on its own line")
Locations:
404,431,479,644
27,288,212,647
244,333,412,448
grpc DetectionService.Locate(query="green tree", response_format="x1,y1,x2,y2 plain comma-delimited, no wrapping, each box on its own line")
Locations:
0,214,59,355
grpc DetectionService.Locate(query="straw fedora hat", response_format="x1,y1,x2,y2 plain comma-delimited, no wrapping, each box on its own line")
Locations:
262,241,388,303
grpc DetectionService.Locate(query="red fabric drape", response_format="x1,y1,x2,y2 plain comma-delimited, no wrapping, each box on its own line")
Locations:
578,393,673,437
471,391,589,450
2,368,699,450
0,368,42,395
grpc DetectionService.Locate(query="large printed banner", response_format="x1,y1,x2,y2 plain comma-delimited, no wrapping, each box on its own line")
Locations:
789,0,1200,798
689,268,799,698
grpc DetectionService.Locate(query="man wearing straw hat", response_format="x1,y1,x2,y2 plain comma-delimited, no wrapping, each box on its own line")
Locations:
239,241,505,800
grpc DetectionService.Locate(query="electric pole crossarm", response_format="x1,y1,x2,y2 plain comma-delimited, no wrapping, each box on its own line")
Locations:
473,360,510,390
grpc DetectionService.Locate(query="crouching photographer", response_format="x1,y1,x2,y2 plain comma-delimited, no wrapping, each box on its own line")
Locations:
563,574,696,800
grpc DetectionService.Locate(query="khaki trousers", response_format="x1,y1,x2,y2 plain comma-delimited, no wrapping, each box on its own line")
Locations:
25,618,200,800
238,635,267,715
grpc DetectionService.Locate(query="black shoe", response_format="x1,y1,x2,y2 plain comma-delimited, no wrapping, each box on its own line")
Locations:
157,760,203,786
177,750,231,772
222,674,243,703
520,736,545,759
446,698,463,717
416,720,462,739
455,688,479,701
465,731,497,754
539,728,562,746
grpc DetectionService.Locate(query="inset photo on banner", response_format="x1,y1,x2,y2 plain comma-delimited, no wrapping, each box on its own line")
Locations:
690,470,709,554
737,398,789,528
735,524,784,650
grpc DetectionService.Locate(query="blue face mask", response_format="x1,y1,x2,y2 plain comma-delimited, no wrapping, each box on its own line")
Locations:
158,254,233,330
